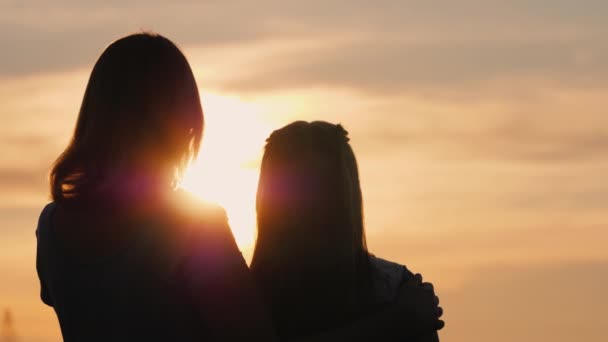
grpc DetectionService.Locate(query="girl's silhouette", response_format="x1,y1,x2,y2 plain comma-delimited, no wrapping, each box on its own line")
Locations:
252,121,443,341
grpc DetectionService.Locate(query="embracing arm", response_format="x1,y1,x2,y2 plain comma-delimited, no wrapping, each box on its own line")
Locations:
293,305,414,342
294,275,443,342
415,332,440,342
293,308,437,342
35,204,55,307
36,246,54,306
176,209,278,342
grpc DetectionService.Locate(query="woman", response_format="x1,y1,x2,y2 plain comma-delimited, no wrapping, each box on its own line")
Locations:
251,121,444,341
35,32,276,341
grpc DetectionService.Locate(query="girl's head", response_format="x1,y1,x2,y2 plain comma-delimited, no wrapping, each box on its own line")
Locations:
51,33,203,202
251,121,370,331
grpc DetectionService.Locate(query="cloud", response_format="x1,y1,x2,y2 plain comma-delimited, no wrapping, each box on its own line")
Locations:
368,224,608,272
0,166,47,191
0,204,44,236
330,87,608,165
0,4,606,342
213,37,608,96
1,0,607,84
440,261,608,342
0,2,272,76
354,113,608,163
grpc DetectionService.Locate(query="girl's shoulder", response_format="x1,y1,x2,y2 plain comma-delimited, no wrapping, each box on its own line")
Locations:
369,255,414,304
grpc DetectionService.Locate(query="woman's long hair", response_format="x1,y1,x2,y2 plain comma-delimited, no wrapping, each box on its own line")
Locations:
251,121,372,337
50,33,203,203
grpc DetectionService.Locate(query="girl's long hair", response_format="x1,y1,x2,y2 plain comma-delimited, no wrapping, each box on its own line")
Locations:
50,33,203,203
251,121,372,337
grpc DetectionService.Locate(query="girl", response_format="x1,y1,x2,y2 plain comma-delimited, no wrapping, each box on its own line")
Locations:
252,121,444,341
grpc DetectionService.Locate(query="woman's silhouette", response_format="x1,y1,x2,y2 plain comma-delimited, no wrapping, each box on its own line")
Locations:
251,121,443,341
35,33,276,341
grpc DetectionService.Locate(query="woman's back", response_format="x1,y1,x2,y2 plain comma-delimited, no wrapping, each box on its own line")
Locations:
37,32,279,341
36,197,228,341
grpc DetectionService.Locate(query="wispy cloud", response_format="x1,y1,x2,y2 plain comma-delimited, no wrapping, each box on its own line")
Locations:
213,37,608,95
441,261,608,342
1,2,607,341
2,0,606,80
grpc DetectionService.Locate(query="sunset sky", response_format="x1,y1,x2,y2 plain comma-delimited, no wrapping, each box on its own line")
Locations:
1,1,607,341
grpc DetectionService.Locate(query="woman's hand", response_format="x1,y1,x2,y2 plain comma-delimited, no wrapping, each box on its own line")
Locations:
396,273,445,333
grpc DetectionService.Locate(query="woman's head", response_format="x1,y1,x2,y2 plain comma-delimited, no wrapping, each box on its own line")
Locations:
251,121,370,331
51,33,203,202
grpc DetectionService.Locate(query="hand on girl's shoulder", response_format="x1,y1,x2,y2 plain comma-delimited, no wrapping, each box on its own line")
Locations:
368,256,443,338
369,255,414,304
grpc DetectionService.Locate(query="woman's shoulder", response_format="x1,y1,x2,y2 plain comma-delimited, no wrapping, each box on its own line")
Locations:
40,202,58,214
369,255,414,304
166,190,228,227
163,190,239,256
36,202,57,237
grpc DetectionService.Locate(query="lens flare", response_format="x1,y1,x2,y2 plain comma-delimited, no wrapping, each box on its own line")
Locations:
181,93,275,252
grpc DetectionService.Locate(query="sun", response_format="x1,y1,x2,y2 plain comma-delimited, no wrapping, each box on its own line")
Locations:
180,93,275,257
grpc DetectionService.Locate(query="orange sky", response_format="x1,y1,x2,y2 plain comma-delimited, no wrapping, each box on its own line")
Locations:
1,1,607,341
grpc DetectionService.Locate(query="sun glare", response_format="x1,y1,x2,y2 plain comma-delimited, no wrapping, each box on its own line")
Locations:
181,93,276,253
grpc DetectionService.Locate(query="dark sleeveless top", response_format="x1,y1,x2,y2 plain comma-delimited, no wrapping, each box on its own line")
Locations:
35,199,247,342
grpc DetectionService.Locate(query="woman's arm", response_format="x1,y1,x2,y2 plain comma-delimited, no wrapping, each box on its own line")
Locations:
414,332,440,342
36,246,54,307
176,208,278,342
35,205,55,307
295,275,443,342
